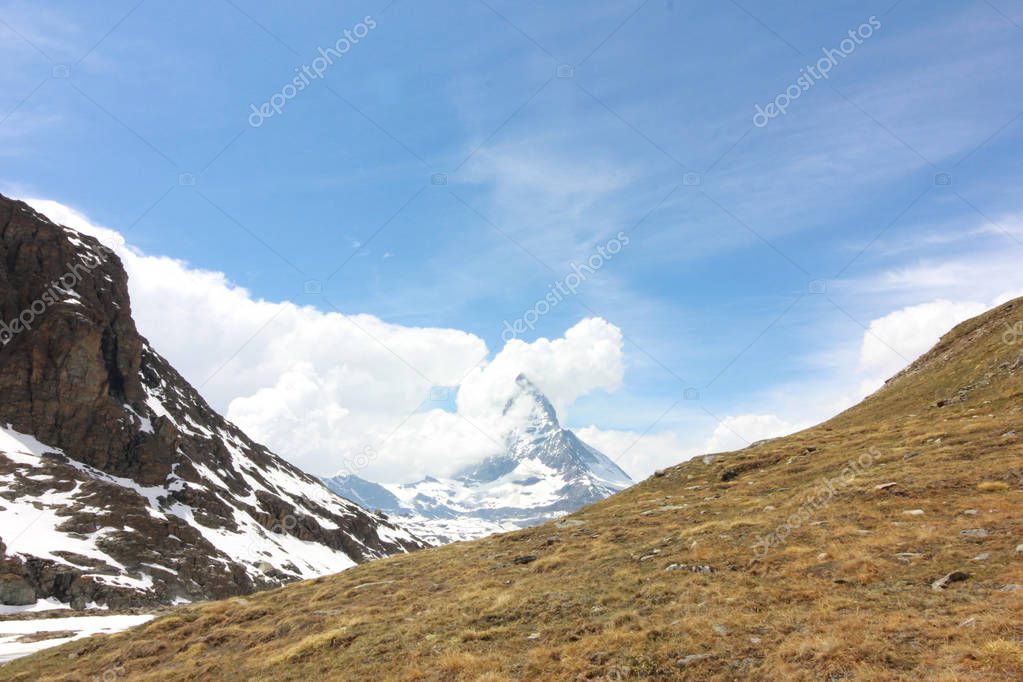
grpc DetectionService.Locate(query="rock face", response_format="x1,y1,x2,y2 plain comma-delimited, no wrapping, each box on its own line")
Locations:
0,573,36,605
323,375,634,544
0,194,426,609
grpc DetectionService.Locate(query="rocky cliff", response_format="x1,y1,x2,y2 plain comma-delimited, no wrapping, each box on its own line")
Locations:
0,194,425,610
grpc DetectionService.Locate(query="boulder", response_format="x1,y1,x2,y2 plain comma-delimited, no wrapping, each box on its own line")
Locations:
932,571,970,591
0,573,36,605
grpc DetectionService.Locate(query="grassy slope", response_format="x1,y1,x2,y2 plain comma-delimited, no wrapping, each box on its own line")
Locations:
5,300,1023,681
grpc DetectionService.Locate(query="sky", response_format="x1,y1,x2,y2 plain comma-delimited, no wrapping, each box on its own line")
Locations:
3,0,1023,483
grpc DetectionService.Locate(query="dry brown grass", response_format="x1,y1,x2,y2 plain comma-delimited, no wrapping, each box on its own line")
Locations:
4,300,1023,680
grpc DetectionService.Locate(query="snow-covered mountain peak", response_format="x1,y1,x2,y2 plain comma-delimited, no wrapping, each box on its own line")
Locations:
502,374,560,435
325,375,635,544
462,374,632,487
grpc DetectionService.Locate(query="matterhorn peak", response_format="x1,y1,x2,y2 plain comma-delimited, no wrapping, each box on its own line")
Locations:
323,373,634,544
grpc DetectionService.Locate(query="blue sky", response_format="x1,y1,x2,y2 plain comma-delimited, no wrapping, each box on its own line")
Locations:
4,0,1023,480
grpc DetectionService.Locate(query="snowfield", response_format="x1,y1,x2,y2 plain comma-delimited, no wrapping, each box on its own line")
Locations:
0,614,152,664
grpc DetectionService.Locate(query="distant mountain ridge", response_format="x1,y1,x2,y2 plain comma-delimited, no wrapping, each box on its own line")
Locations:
0,194,425,611
323,375,634,543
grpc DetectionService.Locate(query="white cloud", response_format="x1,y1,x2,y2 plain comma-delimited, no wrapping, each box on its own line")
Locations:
857,299,987,392
704,414,799,454
21,197,1023,487
457,317,624,422
24,197,625,483
460,140,639,266
577,426,695,479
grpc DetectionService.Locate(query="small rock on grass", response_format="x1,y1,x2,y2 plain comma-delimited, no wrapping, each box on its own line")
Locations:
512,555,538,565
932,571,970,591
665,563,714,573
677,654,711,668
960,528,989,539
555,519,585,529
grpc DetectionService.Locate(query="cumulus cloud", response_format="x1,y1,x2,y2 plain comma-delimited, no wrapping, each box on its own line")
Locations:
23,197,1021,487
25,197,625,483
704,414,800,453
857,299,987,393
577,426,695,479
457,317,625,421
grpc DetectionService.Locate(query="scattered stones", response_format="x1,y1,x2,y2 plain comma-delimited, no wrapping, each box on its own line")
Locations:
512,555,538,565
1002,431,1017,438
665,564,715,574
932,571,970,591
962,509,978,516
653,469,667,477
903,509,925,516
527,632,541,640
677,654,711,668
960,617,977,628
802,447,818,455
763,505,776,512
1016,544,1023,555
972,553,991,562
555,519,586,529
960,528,989,539
875,482,898,491
999,584,1022,592
895,552,924,563
817,552,829,561
749,636,762,645
712,624,728,636
543,536,561,546
903,451,920,461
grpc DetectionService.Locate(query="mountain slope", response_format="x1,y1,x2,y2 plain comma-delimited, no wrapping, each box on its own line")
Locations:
0,194,425,610
7,298,1023,680
323,375,634,543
